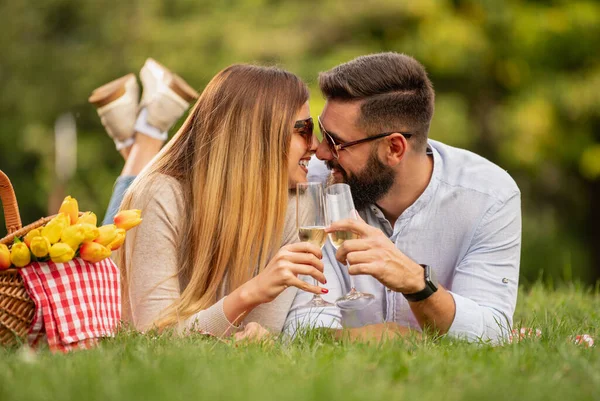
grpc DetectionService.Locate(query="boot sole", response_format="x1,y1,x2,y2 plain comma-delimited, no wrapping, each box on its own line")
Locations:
170,73,199,103
146,58,199,103
88,73,136,108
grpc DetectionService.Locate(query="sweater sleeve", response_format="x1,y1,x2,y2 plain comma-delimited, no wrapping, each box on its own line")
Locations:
123,175,238,336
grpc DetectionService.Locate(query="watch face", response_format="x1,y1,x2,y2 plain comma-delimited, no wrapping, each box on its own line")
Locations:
403,264,439,302
429,266,438,287
421,264,438,289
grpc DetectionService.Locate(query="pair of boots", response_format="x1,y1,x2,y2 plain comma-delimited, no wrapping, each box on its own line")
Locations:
89,58,198,150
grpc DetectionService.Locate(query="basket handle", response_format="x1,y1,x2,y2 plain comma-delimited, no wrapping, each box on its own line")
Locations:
0,170,22,234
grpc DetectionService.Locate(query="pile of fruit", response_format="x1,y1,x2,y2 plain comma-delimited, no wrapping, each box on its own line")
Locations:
0,196,142,269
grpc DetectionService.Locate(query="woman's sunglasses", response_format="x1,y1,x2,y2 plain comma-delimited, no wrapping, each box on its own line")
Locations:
294,117,314,148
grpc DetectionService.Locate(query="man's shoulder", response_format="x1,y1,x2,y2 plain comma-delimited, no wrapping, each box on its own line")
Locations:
431,140,520,203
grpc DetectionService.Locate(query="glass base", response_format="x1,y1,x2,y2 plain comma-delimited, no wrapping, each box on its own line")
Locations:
298,295,335,309
335,288,375,311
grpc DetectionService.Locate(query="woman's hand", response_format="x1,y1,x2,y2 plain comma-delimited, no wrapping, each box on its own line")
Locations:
233,322,273,343
245,242,327,305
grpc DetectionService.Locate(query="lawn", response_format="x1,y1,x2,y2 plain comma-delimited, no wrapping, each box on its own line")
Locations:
0,283,598,401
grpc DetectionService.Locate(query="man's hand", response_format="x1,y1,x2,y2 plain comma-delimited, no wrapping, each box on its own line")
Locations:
327,218,457,335
336,323,416,343
326,218,425,294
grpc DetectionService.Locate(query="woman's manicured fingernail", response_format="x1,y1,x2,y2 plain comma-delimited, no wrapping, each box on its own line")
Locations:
321,288,329,294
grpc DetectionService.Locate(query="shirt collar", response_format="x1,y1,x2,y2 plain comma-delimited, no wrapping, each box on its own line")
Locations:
363,141,442,224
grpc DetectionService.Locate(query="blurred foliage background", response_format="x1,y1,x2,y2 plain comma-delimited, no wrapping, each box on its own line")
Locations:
1,0,599,286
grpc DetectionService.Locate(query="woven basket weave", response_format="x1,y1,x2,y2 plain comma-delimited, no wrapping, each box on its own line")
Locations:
0,170,62,346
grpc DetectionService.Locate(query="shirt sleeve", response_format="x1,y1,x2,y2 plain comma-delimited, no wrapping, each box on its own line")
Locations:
124,176,238,336
447,192,522,343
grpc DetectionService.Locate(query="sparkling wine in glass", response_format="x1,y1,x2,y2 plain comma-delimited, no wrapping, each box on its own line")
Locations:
326,183,375,310
296,182,334,308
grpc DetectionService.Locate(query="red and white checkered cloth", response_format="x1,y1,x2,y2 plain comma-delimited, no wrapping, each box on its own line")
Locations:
18,258,121,353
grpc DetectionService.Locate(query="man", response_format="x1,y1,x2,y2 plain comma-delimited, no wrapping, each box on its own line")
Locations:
285,52,521,343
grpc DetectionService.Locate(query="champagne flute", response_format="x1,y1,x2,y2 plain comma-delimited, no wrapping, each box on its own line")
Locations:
296,182,335,308
326,183,375,310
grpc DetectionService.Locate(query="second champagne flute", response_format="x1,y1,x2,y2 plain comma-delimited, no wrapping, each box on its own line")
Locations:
326,183,375,310
296,182,335,308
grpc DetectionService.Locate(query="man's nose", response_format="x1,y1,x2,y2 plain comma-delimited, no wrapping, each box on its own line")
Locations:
316,139,333,161
309,134,319,152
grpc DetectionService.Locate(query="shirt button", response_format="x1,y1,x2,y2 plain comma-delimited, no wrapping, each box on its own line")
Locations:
386,287,392,293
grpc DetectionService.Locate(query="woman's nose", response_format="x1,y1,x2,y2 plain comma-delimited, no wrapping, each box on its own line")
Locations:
310,134,320,152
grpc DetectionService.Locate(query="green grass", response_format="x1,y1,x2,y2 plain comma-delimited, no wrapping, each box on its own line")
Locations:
1,283,599,401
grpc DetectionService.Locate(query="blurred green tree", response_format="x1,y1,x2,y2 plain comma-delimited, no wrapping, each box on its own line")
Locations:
1,0,599,285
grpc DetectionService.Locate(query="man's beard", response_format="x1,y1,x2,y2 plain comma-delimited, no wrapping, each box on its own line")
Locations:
327,151,395,210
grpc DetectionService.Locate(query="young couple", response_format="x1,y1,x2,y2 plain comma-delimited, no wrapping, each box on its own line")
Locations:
93,53,521,343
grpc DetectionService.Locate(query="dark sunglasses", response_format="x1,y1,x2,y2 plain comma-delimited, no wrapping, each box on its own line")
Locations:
318,115,412,159
293,117,314,147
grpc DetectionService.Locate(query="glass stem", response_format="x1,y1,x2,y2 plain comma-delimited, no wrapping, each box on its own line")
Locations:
314,277,323,299
347,261,357,291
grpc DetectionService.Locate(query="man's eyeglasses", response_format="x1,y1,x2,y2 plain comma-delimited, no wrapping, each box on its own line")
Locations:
294,117,314,148
318,115,412,159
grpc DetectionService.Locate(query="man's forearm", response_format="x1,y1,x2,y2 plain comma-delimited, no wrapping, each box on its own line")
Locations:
407,285,456,334
334,323,415,342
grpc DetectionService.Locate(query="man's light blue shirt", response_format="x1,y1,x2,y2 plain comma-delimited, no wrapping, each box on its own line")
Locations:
285,139,522,343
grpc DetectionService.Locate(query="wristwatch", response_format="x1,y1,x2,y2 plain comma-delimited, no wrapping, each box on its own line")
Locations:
402,264,438,302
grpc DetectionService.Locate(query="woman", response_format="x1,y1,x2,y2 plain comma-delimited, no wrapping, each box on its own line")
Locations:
112,64,325,337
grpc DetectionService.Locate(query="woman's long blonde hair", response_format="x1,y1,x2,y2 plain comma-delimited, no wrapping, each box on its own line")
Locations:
119,64,309,330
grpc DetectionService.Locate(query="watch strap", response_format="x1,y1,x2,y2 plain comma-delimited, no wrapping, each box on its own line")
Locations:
403,264,438,302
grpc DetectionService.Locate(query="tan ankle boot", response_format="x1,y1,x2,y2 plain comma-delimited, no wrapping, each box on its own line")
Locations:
139,58,198,132
89,74,139,150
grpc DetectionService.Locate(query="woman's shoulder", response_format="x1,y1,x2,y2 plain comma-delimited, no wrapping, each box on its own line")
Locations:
130,173,186,217
150,174,184,197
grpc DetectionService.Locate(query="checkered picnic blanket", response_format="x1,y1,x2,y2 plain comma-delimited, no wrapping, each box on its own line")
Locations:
18,258,121,352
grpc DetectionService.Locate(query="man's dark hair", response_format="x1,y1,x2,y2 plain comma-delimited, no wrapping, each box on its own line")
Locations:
319,52,435,151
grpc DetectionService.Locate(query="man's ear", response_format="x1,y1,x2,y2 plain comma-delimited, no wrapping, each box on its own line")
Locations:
385,133,408,166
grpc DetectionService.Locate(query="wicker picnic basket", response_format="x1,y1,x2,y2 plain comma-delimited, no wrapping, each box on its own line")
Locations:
0,169,66,346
